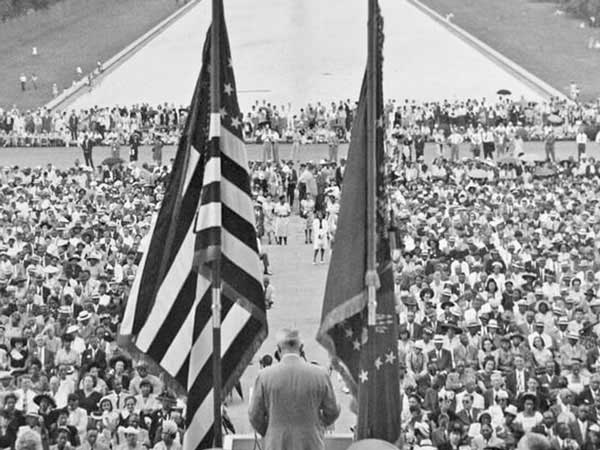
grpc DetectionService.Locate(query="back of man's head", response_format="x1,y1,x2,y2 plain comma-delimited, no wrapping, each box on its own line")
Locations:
276,328,302,353
517,433,550,450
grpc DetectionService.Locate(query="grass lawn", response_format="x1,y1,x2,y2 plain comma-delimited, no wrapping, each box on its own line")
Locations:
0,0,184,111
420,0,600,100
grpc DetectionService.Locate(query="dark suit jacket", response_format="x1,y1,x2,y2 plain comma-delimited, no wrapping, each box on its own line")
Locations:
505,369,532,396
427,348,453,372
248,354,340,450
456,407,482,426
569,420,590,447
399,321,423,340
81,347,107,373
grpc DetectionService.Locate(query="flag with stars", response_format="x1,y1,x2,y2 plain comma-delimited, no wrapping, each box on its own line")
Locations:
316,0,400,442
119,2,267,449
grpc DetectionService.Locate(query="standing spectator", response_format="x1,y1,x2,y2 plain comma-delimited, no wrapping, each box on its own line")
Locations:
273,195,291,245
129,131,141,162
248,329,340,450
327,129,339,163
576,129,587,161
30,74,38,91
482,126,495,160
81,134,94,169
545,128,556,162
76,67,83,78
52,83,59,98
152,134,163,167
68,111,79,142
19,74,27,92
448,127,462,162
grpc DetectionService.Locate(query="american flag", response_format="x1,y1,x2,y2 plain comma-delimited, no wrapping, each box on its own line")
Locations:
119,4,267,449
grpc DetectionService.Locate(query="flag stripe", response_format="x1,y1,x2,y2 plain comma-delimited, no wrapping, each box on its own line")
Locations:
196,199,221,231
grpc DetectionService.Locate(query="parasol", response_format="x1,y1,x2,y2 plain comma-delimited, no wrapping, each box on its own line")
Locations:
497,89,512,96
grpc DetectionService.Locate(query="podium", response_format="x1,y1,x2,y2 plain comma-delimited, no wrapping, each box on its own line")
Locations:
223,433,354,450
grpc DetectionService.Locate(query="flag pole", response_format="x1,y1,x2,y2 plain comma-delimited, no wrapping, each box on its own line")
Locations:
365,0,378,327
210,0,223,447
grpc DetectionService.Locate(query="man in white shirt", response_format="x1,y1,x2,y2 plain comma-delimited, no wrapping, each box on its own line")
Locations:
576,130,587,162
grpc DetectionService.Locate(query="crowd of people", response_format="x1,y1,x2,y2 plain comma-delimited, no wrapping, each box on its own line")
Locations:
3,93,600,450
382,155,600,449
0,160,194,450
3,95,600,150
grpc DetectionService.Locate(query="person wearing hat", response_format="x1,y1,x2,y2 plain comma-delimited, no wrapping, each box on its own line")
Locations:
148,390,179,443
151,419,180,450
558,332,587,374
577,372,600,406
129,361,162,398
248,328,340,450
526,320,552,350
427,335,453,373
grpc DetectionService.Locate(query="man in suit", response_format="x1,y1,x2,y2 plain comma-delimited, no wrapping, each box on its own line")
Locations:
80,334,106,374
570,404,592,448
578,373,600,411
248,329,340,450
29,334,55,373
456,393,481,426
81,134,94,169
400,310,423,340
506,354,531,397
427,334,453,373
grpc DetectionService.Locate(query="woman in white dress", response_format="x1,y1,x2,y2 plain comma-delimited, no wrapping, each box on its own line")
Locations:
273,195,291,245
312,210,329,264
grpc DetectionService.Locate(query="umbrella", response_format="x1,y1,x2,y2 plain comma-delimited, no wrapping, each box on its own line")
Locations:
547,114,564,125
101,157,125,167
468,169,488,180
497,89,512,96
534,167,557,178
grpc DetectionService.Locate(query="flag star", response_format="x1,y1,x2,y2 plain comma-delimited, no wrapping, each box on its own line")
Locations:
352,339,361,351
224,83,234,95
385,351,396,364
359,370,369,383
374,357,383,370
219,107,228,117
230,116,241,129
344,328,353,339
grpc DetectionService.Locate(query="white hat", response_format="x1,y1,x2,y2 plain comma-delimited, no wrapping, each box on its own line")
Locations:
504,404,518,416
122,427,138,435
77,311,91,322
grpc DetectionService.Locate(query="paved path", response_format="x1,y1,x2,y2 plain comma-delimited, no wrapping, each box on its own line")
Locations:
226,216,356,434
0,140,595,170
64,0,546,113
